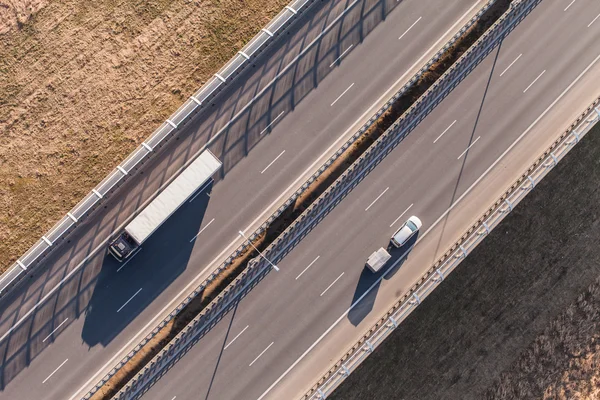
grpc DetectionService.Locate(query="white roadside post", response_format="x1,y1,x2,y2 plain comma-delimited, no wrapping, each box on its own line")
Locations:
238,231,280,272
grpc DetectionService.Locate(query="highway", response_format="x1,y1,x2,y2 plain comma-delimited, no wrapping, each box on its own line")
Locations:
0,0,486,399
138,0,600,399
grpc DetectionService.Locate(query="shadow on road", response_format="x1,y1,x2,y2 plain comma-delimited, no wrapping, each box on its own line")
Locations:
0,0,403,391
81,182,212,347
348,233,418,326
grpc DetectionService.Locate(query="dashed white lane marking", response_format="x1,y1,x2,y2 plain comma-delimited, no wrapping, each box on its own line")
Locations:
42,318,69,343
365,187,389,211
523,70,546,93
330,83,355,107
399,16,422,40
261,150,286,174
390,204,414,227
499,53,522,77
329,45,354,68
296,256,321,280
260,111,285,135
117,288,142,313
190,218,216,242
224,325,250,350
457,136,481,160
434,120,457,143
249,342,275,367
43,359,68,384
320,273,344,297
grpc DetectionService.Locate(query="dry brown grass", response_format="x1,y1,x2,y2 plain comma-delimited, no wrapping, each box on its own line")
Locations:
0,0,289,271
486,276,600,400
330,118,600,399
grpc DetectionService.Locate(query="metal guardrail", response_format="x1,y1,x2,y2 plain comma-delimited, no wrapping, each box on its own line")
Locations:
0,0,313,296
110,0,541,397
83,1,499,398
303,98,600,399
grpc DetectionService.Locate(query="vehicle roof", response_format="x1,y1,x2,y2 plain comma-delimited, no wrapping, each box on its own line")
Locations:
125,150,221,244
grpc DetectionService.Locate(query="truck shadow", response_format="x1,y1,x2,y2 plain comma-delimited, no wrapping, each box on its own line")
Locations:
348,233,419,326
81,182,213,347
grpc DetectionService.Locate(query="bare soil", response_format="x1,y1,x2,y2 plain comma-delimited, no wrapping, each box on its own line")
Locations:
0,0,288,270
329,120,600,398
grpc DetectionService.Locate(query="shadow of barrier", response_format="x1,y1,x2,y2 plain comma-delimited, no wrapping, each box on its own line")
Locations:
108,0,538,397
0,0,323,298
0,0,395,391
0,182,213,390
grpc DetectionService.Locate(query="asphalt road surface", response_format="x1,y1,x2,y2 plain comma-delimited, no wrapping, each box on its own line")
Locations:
0,0,486,399
138,0,600,399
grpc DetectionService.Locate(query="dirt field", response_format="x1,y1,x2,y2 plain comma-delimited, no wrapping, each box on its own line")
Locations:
0,0,288,270
329,123,600,399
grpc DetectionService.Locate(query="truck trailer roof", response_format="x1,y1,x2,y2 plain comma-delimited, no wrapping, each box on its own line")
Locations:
125,149,222,245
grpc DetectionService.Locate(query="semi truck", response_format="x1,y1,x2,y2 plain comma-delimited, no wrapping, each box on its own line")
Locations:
108,149,222,262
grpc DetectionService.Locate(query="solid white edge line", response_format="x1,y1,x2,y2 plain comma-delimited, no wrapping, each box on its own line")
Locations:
523,69,546,93
256,51,600,400
330,83,355,107
433,120,458,143
390,204,414,227
43,359,68,384
399,16,423,40
249,342,275,367
296,256,321,280
224,325,250,350
42,318,69,343
261,150,286,174
320,272,345,297
329,45,354,68
499,53,523,77
117,288,143,313
67,2,487,398
365,187,390,211
457,136,481,160
190,218,216,242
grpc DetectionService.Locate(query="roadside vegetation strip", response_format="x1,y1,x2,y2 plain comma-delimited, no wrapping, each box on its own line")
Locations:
90,1,519,398
306,96,600,399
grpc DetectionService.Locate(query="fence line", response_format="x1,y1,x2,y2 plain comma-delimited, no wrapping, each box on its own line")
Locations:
0,0,315,296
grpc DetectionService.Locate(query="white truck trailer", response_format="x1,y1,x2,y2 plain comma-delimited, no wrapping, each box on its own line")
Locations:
108,149,222,262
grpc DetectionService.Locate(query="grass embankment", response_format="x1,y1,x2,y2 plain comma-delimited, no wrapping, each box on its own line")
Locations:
93,0,517,397
329,119,600,399
0,0,288,270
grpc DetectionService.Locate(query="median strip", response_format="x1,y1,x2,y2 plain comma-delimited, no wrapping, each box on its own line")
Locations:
92,1,515,398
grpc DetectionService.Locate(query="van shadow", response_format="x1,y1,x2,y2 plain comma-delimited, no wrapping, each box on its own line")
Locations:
81,182,213,347
348,232,419,326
